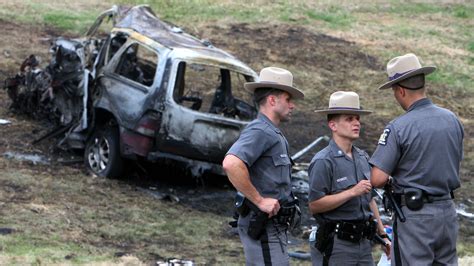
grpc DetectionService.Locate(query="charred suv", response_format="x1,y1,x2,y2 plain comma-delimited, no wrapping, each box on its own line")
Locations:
4,5,258,178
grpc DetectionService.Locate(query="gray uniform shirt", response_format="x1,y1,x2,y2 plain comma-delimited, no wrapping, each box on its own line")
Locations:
227,113,292,199
308,139,373,221
369,98,464,195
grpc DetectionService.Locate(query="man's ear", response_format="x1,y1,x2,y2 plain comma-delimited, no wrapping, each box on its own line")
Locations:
397,86,407,98
268,94,276,106
328,120,337,132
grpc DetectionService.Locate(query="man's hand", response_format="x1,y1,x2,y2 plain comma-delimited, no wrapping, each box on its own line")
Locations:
256,198,280,218
382,239,391,258
350,180,372,196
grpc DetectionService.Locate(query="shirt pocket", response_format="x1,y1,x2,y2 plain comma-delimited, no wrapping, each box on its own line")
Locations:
271,154,292,182
333,175,357,193
271,154,291,166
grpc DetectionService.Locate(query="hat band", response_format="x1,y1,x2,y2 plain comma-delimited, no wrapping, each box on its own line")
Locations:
389,70,412,81
328,107,361,110
259,80,292,87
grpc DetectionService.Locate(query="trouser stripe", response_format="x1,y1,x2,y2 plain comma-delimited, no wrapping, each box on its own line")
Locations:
393,219,402,266
261,231,272,265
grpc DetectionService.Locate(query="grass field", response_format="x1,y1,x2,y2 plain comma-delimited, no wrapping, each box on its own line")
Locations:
0,0,473,264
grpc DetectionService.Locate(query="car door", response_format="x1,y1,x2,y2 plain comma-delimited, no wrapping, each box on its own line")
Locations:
97,41,160,128
157,60,257,163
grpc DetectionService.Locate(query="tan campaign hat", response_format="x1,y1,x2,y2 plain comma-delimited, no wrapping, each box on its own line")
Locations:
314,91,372,115
245,67,304,99
377,53,436,90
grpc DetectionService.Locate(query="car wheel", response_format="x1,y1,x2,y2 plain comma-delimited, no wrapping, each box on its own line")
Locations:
84,126,123,178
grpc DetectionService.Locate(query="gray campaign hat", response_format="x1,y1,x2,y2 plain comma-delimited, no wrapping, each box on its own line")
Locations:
378,53,436,90
245,67,304,99
314,91,372,115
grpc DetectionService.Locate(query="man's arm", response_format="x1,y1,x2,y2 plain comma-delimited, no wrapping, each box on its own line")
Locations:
369,198,385,235
370,198,391,257
309,180,372,214
222,154,280,217
370,166,390,188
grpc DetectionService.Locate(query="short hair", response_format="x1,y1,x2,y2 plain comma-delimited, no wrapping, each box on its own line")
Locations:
327,113,342,122
397,74,425,90
253,87,285,106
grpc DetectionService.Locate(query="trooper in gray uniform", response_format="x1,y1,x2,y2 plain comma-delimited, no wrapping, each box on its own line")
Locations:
222,67,304,265
309,91,389,266
370,53,464,266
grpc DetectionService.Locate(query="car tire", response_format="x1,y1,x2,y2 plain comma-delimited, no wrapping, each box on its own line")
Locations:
84,126,123,178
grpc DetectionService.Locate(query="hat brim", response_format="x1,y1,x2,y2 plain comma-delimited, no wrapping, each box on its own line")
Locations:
314,108,372,115
244,82,304,99
377,66,436,90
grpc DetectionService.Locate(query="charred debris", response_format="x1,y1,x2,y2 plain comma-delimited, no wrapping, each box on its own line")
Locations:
2,5,257,178
2,5,324,185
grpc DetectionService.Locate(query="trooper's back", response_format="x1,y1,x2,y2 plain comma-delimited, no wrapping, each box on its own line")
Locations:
387,98,463,194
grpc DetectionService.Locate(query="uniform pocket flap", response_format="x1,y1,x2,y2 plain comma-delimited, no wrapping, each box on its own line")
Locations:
272,154,291,166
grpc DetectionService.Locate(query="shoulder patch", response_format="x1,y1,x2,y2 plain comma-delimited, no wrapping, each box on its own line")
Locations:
378,128,391,146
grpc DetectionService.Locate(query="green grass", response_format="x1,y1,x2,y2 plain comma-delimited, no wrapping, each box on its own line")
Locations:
42,11,97,32
306,5,353,28
1,233,110,264
458,239,474,258
386,2,445,14
428,71,472,92
451,4,473,19
0,2,105,34
468,41,474,53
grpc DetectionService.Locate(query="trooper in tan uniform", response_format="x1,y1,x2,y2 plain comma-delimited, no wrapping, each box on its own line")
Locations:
370,53,464,265
223,67,304,266
309,91,390,266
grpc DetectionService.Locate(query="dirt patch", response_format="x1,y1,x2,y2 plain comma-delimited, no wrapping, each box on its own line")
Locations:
205,23,380,75
195,23,387,158
0,19,54,78
0,19,63,160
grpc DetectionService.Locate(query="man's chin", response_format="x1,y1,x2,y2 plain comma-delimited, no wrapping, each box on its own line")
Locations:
281,116,291,122
349,134,360,140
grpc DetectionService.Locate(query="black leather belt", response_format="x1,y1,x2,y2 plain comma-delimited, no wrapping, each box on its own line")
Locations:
395,192,453,206
334,220,372,243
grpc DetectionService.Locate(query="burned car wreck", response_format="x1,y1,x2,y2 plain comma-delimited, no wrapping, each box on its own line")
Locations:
3,5,258,178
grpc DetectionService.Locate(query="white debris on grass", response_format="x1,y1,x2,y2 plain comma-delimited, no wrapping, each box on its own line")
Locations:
3,151,50,165
0,119,11,125
457,203,474,219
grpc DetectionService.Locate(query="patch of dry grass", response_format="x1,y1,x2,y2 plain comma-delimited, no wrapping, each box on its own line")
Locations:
0,159,246,264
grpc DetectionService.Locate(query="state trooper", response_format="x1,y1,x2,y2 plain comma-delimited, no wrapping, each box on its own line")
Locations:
222,67,304,265
370,53,464,265
309,91,390,266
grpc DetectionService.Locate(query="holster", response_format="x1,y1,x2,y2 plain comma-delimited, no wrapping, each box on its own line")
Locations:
315,221,336,262
274,197,301,230
393,188,424,211
233,192,267,239
234,192,250,217
234,193,301,240
247,208,268,240
403,188,424,211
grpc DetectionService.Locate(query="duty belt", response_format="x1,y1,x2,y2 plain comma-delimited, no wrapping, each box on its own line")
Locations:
273,203,297,225
394,192,454,206
334,219,374,243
